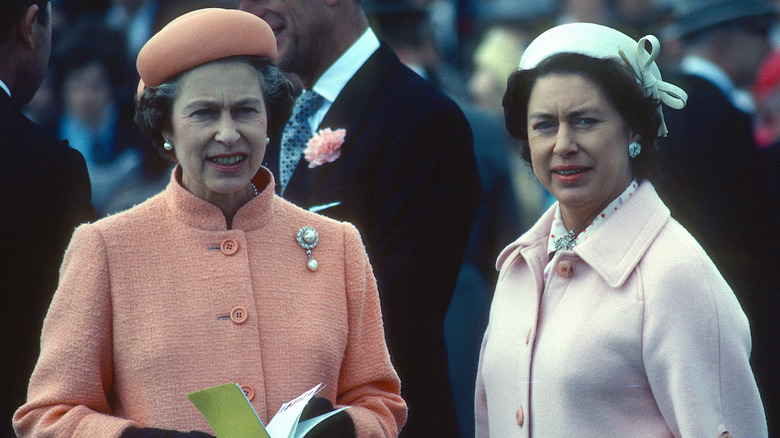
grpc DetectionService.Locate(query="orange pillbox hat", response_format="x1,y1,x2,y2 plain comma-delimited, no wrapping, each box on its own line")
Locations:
136,8,276,88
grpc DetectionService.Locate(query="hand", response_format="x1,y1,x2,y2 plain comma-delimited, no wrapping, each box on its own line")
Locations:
120,427,215,438
300,396,356,438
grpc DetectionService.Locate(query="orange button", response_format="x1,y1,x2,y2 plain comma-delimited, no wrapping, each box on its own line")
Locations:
556,261,573,278
240,384,254,401
221,238,239,256
230,306,248,324
516,406,524,427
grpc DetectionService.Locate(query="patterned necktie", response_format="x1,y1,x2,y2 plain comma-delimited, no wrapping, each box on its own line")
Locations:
279,90,324,193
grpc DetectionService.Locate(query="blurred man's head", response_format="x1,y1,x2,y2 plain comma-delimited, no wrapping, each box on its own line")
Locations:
0,0,52,105
669,0,777,87
239,0,368,88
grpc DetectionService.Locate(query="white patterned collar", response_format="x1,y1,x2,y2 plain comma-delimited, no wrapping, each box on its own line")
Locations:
547,179,640,255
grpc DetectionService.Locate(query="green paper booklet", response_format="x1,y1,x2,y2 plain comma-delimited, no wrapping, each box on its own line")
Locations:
187,382,348,438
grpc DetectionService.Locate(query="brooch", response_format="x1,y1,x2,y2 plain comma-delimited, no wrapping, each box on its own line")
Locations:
296,226,319,271
554,229,577,251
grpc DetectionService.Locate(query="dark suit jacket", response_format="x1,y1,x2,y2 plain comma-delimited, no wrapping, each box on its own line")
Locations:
260,44,481,437
657,73,779,433
0,91,94,437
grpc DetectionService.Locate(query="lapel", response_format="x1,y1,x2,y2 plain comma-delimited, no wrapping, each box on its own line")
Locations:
281,44,400,207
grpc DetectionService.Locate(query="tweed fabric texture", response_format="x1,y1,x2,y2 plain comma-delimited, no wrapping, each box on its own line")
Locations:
14,167,406,438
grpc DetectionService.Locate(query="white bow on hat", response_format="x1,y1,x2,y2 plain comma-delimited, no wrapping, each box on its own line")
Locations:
519,22,688,137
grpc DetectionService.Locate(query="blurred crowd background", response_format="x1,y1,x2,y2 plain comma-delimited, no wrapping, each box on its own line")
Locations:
22,0,780,434
20,0,687,221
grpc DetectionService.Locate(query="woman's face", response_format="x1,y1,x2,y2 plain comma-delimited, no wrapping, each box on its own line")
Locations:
526,73,636,227
164,61,268,205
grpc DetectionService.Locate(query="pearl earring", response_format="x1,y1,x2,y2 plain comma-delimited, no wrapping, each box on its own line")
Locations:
163,140,173,151
628,141,641,158
265,137,270,145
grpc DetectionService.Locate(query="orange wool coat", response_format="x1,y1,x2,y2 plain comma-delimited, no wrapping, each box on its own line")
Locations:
14,167,406,438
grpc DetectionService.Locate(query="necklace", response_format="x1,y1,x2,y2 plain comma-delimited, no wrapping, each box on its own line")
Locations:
250,182,259,197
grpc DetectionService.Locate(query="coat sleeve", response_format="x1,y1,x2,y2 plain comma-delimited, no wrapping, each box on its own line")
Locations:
13,224,135,437
334,223,407,437
640,231,767,437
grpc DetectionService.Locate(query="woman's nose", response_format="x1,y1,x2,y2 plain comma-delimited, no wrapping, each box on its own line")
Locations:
553,125,577,156
215,115,240,146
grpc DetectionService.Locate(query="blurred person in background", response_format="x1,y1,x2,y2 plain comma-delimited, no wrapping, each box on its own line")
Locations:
752,48,780,223
0,1,94,436
51,17,146,216
657,0,779,429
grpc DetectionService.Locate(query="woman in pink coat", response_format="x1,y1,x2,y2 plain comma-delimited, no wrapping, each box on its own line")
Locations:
13,9,406,438
475,23,767,437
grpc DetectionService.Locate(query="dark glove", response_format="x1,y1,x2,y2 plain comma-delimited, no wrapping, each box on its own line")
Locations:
300,396,356,438
120,427,214,438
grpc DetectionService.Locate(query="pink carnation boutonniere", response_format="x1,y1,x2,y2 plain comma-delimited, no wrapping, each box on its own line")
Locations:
303,128,346,168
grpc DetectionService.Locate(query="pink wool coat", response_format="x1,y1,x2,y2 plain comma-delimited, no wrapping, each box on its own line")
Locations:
476,181,767,437
14,167,406,438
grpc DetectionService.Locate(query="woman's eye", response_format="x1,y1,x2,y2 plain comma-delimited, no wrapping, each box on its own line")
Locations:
191,108,216,117
532,120,555,132
235,107,259,116
574,117,598,128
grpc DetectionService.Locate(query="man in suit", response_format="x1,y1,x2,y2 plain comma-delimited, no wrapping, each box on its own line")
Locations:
239,1,481,435
658,0,779,431
0,1,94,435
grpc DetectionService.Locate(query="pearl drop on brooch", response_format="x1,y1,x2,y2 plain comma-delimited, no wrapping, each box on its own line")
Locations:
297,226,320,272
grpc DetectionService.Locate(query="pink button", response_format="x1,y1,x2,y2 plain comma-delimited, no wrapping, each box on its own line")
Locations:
240,385,254,401
230,306,248,324
221,239,239,256
556,261,573,278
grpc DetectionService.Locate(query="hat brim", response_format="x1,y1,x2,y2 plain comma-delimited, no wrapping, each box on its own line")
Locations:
666,2,778,38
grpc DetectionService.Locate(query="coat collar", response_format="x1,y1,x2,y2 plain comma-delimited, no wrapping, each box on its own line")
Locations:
497,181,671,288
165,165,277,231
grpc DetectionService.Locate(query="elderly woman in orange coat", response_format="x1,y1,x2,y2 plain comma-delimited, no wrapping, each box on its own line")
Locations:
13,9,406,438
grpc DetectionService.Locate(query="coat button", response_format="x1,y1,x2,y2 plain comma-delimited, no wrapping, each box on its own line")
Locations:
240,385,254,401
221,238,239,256
230,306,248,324
516,406,524,427
556,260,573,278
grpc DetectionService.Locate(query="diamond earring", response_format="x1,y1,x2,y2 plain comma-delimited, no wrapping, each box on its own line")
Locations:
628,141,641,158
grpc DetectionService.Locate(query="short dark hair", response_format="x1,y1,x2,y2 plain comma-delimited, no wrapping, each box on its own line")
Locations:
134,56,294,160
503,53,663,182
0,0,50,43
